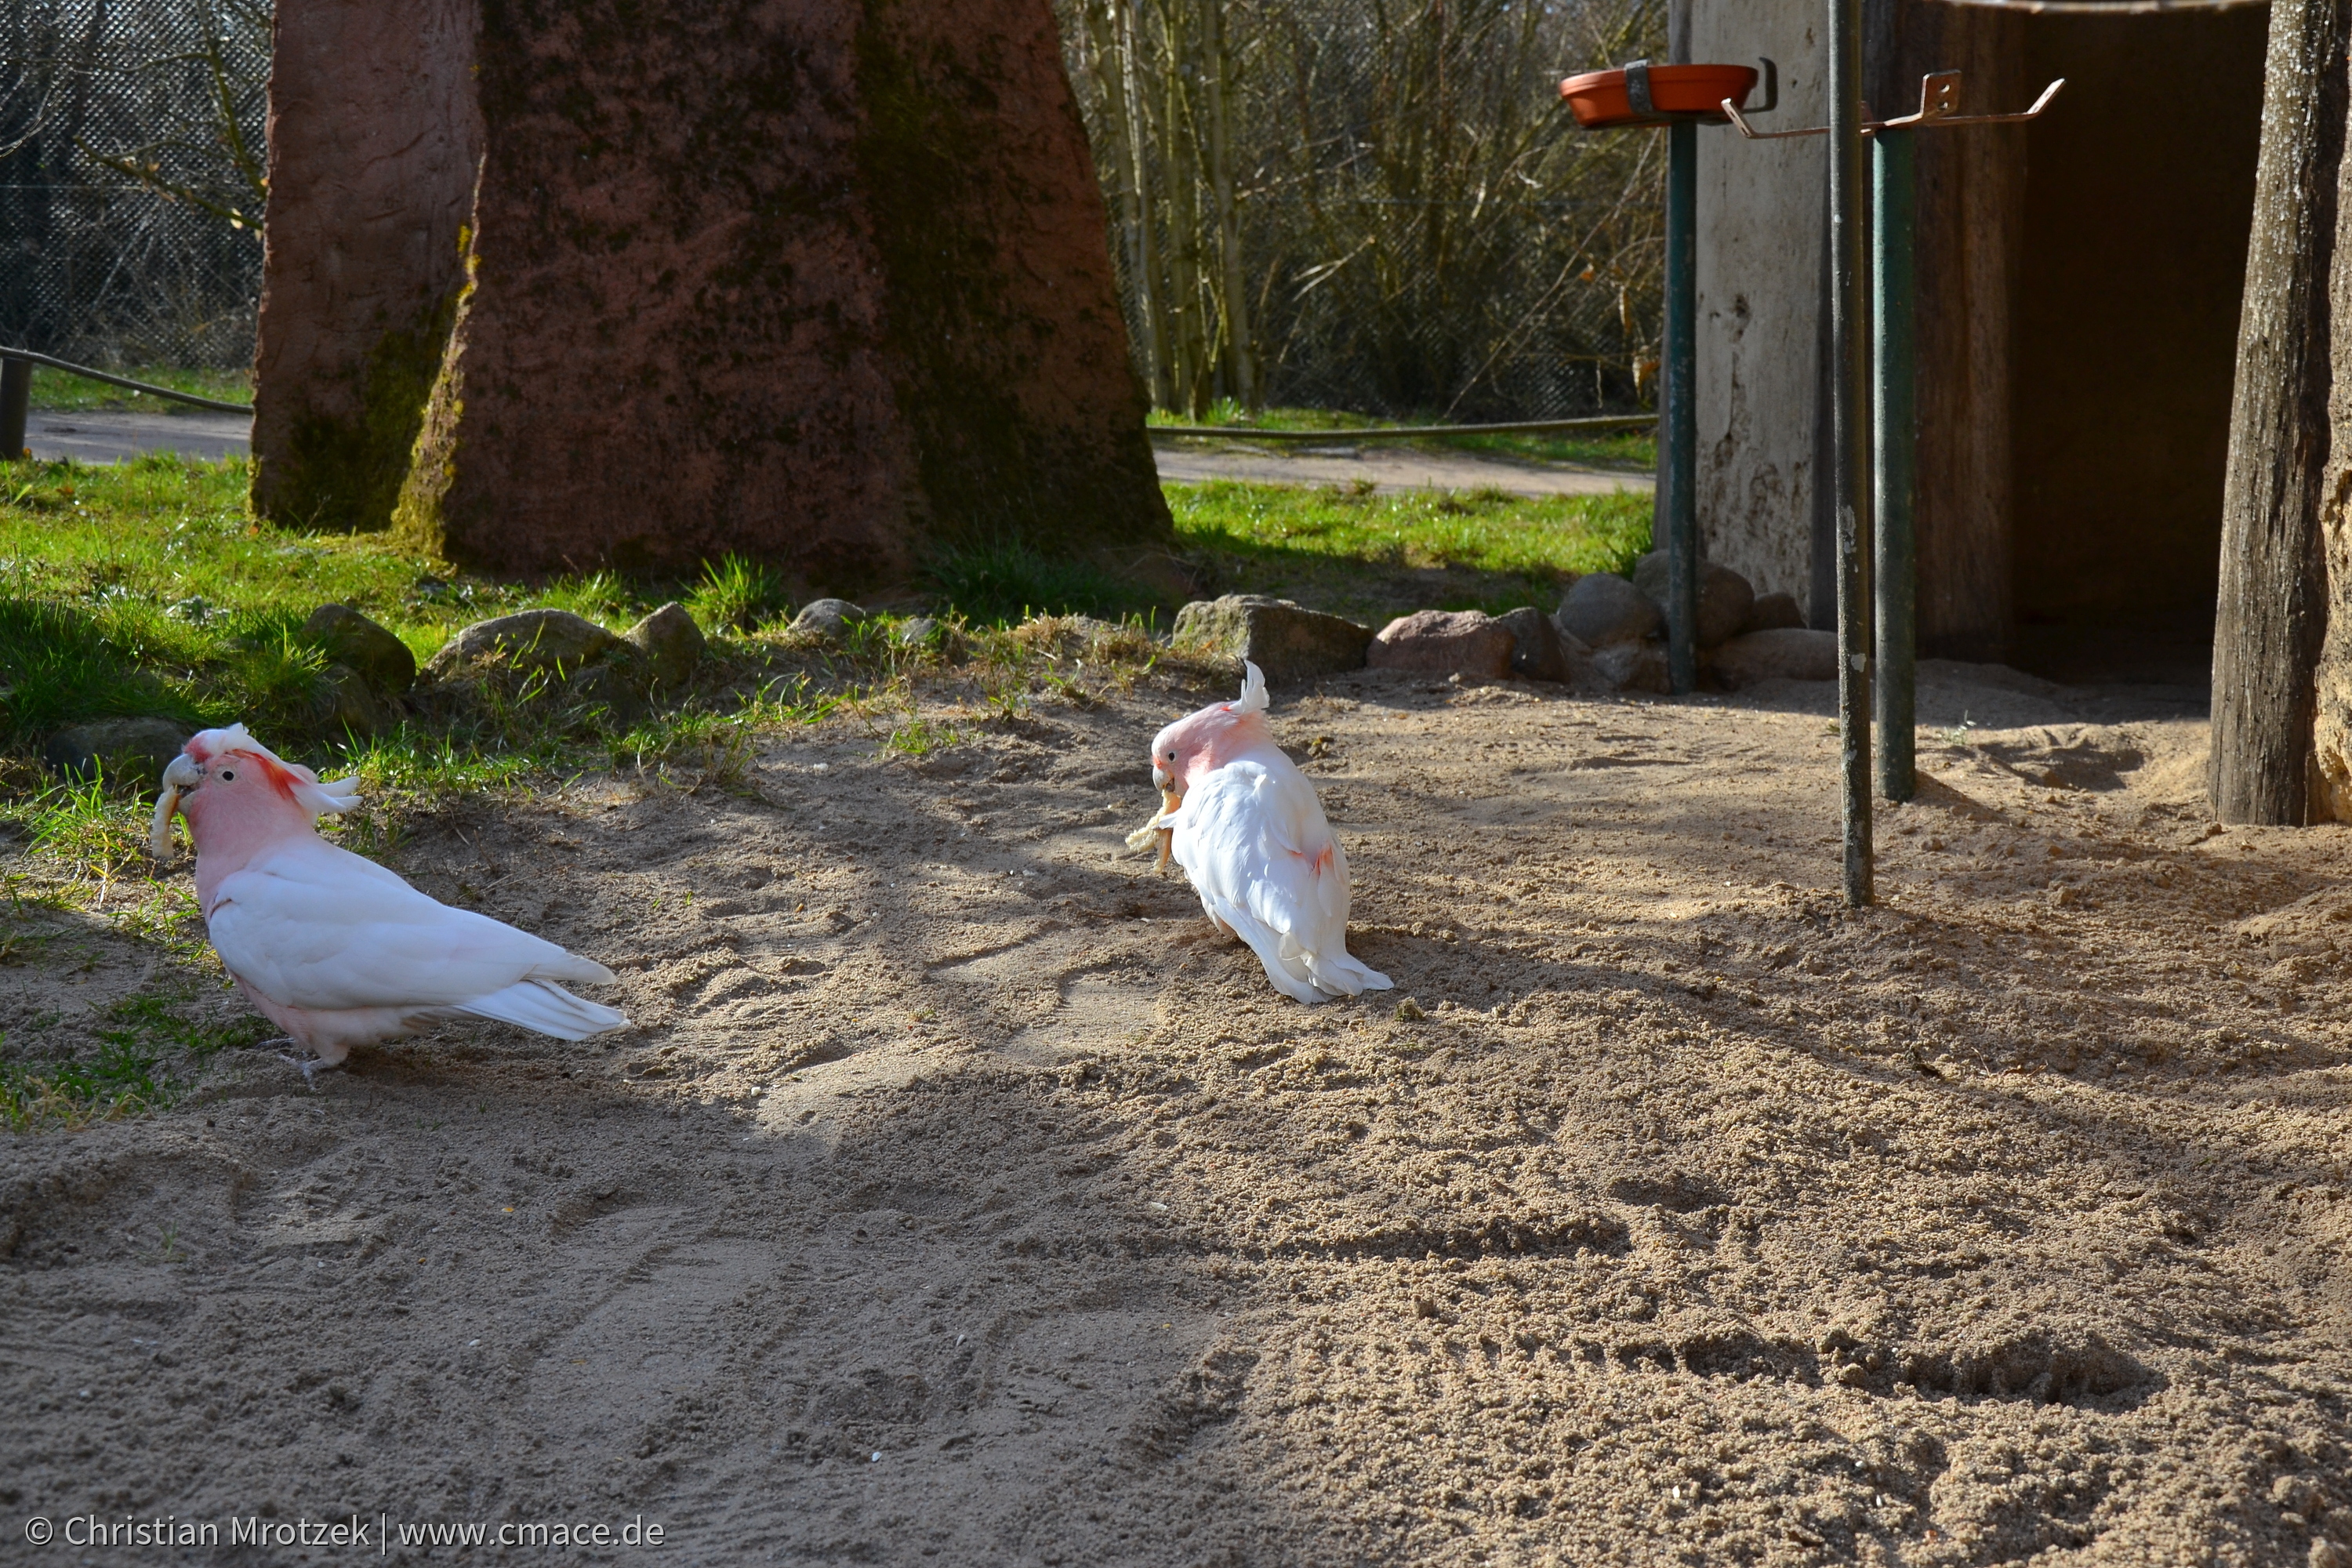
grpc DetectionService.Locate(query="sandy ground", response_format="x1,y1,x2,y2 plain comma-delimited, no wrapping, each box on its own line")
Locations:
3,659,2348,1567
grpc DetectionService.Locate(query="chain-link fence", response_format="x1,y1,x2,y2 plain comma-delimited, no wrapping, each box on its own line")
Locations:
1058,0,1666,422
0,0,268,371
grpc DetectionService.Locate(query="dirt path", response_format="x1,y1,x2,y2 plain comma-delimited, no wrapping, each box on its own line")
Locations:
24,409,252,464
22,412,1655,501
3,662,2347,1566
1149,436,1654,498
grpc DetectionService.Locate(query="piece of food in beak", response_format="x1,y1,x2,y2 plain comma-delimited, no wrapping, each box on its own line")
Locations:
1123,788,1183,873
150,753,201,860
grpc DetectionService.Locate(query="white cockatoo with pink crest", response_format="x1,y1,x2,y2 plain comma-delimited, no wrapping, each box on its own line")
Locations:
1137,662,1391,1004
150,724,629,1080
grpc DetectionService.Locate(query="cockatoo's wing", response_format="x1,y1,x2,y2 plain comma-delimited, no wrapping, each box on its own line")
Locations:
1171,752,1390,1001
206,837,624,1029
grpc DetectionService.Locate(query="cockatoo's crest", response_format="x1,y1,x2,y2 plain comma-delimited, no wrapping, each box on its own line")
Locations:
186,724,361,817
1231,661,1269,717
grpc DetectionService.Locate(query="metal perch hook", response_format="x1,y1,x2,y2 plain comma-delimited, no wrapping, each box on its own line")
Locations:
1720,70,2063,140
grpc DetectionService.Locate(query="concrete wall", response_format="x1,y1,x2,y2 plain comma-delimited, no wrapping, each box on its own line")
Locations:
1690,0,1829,620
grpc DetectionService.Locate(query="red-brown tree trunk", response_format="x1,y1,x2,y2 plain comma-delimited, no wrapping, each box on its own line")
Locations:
256,0,1170,586
250,0,482,532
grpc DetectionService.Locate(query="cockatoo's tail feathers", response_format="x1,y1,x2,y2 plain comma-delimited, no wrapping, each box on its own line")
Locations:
458,978,631,1040
182,724,361,816
1232,661,1269,716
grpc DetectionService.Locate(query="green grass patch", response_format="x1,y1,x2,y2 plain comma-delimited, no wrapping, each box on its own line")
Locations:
23,362,252,414
1171,480,1651,626
925,535,1171,627
0,989,271,1130
1148,401,1657,471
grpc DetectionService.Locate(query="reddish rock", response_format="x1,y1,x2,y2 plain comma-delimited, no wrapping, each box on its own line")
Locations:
347,0,1167,583
1367,611,1515,679
252,0,482,530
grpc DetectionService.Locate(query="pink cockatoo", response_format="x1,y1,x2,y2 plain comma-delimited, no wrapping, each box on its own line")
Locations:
1145,662,1392,1004
151,724,629,1080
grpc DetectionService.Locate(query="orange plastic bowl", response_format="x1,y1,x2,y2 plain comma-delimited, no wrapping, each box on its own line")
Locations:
1559,63,1760,129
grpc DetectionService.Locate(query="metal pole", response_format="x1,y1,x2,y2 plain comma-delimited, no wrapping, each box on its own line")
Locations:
1664,118,1699,695
0,356,29,462
1829,0,1872,904
1872,128,1918,804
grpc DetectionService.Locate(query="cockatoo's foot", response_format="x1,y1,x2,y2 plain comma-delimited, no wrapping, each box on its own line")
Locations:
259,1044,339,1091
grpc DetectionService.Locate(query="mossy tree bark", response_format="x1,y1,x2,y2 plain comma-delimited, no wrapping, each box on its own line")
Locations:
2211,0,2350,824
250,0,482,532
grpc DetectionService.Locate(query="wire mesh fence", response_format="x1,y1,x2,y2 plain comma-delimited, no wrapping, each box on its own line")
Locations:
0,0,268,372
1057,0,1667,422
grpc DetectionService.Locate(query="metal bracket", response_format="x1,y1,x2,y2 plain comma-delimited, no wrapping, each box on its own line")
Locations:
1624,59,1655,118
1721,69,2063,140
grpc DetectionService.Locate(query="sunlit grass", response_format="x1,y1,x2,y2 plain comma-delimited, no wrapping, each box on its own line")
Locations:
1169,480,1651,623
21,362,253,414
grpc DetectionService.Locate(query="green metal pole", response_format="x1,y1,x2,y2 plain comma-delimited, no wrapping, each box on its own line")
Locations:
1664,118,1699,695
1872,128,1917,804
1829,0,1871,905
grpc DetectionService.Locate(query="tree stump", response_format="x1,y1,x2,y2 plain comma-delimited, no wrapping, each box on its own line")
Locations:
252,0,1168,583
250,0,482,532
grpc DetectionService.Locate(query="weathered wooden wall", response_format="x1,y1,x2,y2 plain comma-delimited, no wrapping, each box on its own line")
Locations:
2016,12,2268,675
1867,0,2024,662
1693,2,2264,671
250,0,482,532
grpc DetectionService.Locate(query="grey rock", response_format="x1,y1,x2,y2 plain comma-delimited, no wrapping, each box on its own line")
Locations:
309,664,383,735
1708,627,1840,689
790,598,869,641
303,603,417,694
424,608,622,681
1632,551,1756,648
1591,641,1670,695
1743,590,1806,633
1557,572,1662,648
622,601,705,688
1367,610,1515,679
1172,595,1372,684
43,716,193,789
898,615,939,646
1494,606,1569,682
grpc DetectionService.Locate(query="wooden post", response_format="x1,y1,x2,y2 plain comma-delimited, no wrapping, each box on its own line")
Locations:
2211,0,2350,824
0,356,28,460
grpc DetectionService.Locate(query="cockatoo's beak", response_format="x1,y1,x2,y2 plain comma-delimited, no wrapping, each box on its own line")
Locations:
150,753,201,861
1152,764,1174,793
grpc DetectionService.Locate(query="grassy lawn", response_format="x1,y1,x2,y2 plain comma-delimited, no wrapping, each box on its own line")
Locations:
1146,401,1657,471
1171,480,1649,625
22,363,253,414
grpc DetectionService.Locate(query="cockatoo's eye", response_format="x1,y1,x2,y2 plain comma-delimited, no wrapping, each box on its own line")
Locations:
218,768,234,782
